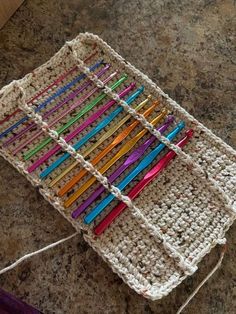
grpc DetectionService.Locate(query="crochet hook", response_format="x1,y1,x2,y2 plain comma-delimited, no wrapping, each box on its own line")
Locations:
70,115,173,216
57,100,159,194
5,64,110,148
0,49,98,126
23,72,125,160
27,83,136,173
84,121,185,224
94,129,194,235
81,95,152,157
40,86,144,179
0,59,103,140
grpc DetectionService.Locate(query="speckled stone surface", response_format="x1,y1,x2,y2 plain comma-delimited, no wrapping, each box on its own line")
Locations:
0,0,235,313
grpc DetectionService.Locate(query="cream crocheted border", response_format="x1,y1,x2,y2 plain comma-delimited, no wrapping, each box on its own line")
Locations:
0,33,235,300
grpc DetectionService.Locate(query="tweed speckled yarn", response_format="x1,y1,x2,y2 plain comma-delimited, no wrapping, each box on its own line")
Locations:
0,33,235,300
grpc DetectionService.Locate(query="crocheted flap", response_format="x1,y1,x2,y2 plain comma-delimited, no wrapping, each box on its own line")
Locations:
0,33,235,300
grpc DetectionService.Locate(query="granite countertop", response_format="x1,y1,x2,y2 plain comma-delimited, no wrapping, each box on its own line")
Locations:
0,0,235,313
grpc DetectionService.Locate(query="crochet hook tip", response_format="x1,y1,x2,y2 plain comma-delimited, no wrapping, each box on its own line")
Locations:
139,85,145,93
103,63,111,70
178,121,185,129
130,82,136,89
186,129,194,137
84,217,91,224
166,115,175,124
71,212,77,219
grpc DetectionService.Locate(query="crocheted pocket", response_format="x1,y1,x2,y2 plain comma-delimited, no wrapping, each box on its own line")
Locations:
0,33,235,300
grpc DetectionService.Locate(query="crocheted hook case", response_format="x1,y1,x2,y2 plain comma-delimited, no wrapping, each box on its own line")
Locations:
0,33,235,300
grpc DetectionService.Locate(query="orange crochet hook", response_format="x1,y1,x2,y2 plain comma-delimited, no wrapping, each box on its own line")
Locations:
58,100,160,197
81,95,152,157
63,108,168,207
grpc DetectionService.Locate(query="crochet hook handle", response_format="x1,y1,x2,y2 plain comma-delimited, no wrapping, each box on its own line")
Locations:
94,129,194,235
84,121,185,224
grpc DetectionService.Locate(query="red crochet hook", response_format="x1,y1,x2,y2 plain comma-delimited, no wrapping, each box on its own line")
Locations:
94,129,194,236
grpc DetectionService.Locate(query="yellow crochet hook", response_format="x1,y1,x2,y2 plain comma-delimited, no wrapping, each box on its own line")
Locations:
58,99,159,196
49,96,151,188
82,95,152,157
63,108,168,208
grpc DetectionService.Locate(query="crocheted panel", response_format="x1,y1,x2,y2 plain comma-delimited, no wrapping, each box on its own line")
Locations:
0,33,235,300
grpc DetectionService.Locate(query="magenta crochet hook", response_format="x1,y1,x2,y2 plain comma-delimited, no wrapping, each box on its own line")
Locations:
27,82,136,173
4,64,110,148
11,70,118,155
71,115,174,219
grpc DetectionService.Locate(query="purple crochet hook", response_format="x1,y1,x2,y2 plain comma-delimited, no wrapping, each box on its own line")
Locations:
72,115,174,219
27,82,136,173
0,288,42,314
4,64,110,148
11,70,118,155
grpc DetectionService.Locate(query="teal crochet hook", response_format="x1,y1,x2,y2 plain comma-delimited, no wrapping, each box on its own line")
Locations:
84,121,185,224
40,86,144,179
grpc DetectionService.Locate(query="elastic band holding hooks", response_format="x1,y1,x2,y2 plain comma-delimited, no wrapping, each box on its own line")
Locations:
177,243,227,314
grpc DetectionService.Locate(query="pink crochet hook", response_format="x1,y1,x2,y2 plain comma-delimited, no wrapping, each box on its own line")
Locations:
4,64,110,147
94,129,194,235
27,82,136,173
0,49,97,125
11,70,118,155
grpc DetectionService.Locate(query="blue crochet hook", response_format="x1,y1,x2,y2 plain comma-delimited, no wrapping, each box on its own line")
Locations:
84,121,185,224
40,86,144,179
0,60,103,139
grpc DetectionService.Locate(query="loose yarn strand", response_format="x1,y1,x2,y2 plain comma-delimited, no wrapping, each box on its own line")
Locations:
177,244,226,314
0,232,79,275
